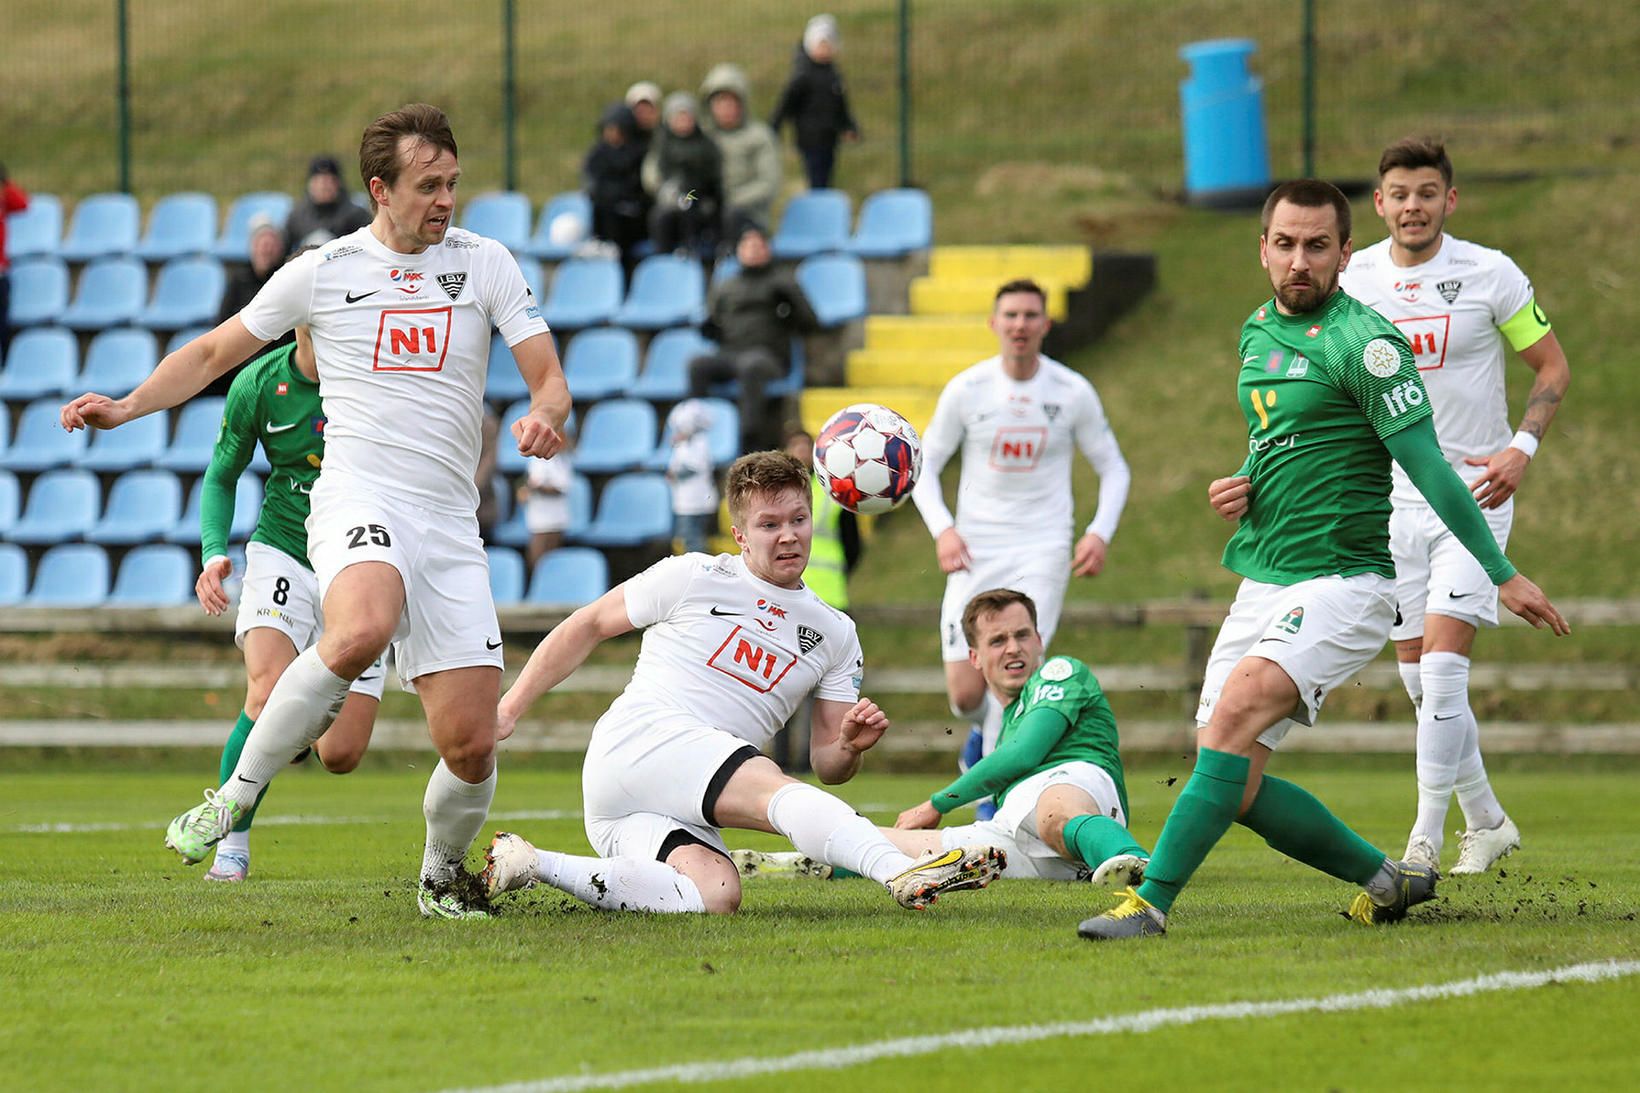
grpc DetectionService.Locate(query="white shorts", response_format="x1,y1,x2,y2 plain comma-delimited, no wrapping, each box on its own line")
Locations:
1195,574,1396,751
940,546,1070,661
939,761,1125,880
306,476,502,688
233,542,386,700
580,710,761,862
1389,498,1512,641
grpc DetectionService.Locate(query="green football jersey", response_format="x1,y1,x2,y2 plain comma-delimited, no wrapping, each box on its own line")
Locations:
996,655,1128,818
1225,289,1431,585
199,343,325,568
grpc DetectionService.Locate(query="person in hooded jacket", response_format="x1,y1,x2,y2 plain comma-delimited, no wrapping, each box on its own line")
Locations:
700,63,782,238
644,93,723,258
769,14,860,190
583,102,650,277
282,155,371,256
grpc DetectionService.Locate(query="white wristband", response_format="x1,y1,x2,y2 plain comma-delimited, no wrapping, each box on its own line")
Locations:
1508,431,1540,460
203,553,232,572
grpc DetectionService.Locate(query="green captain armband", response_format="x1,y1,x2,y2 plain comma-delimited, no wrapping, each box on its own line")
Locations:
1498,297,1552,353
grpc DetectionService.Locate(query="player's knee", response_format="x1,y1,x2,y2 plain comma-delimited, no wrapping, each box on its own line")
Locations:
319,628,391,679
242,686,273,720
700,880,742,915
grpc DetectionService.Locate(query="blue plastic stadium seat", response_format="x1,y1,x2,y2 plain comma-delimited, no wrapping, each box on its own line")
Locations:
0,543,26,605
7,258,70,327
460,192,532,252
796,253,867,327
5,194,63,261
166,326,212,356
167,471,261,545
136,193,218,262
154,396,225,472
486,545,526,605
562,327,639,402
0,471,18,536
544,257,623,330
527,546,609,606
644,397,740,471
26,543,110,607
60,257,147,331
526,191,594,261
485,333,531,405
109,543,195,606
87,468,184,545
79,409,168,472
516,255,545,303
711,255,741,286
60,193,141,263
0,398,89,472
214,192,293,262
630,329,714,402
846,188,933,258
616,255,705,331
575,474,673,548
574,399,656,475
771,189,851,260
0,326,78,401
77,328,159,399
138,257,226,331
6,468,99,544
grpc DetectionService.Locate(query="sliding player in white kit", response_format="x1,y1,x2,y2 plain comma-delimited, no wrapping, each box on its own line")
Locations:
63,104,572,917
481,452,1005,914
912,279,1130,805
1340,137,1570,875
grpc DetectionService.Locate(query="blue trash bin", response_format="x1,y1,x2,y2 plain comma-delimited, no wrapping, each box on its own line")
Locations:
1179,38,1271,208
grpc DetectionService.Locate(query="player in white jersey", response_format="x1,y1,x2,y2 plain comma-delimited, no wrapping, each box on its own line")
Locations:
62,105,572,917
1339,137,1570,875
479,452,1005,914
911,279,1130,803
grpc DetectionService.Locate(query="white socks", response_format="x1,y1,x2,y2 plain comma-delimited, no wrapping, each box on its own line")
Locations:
766,782,912,884
421,759,497,885
978,696,1004,754
221,646,350,809
218,830,250,856
1398,660,1423,709
533,850,706,913
1412,652,1490,849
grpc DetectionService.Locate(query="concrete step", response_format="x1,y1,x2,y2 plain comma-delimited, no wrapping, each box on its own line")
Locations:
928,245,1093,286
799,386,939,436
845,347,980,388
863,314,995,352
910,276,1071,319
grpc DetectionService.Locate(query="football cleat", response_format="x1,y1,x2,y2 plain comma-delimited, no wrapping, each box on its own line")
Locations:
1402,834,1440,872
1348,860,1439,924
729,849,833,880
885,845,1005,910
416,882,493,920
204,848,250,883
1449,817,1520,875
1090,853,1149,889
1077,887,1167,940
481,831,540,899
164,788,247,865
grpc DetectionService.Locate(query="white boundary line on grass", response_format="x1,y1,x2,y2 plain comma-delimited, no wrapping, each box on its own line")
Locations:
439,959,1640,1093
1,808,583,834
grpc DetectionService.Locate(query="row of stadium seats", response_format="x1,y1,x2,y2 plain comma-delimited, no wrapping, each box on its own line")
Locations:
4,187,931,267
8,255,224,332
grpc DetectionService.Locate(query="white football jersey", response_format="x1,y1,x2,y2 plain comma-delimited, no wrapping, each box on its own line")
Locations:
240,227,548,514
911,356,1129,550
610,553,864,747
1341,234,1539,503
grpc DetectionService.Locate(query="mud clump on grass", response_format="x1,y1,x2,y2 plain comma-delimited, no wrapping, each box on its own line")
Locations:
425,868,498,916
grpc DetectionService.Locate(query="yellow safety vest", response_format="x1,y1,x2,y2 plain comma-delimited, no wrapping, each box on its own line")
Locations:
805,475,848,610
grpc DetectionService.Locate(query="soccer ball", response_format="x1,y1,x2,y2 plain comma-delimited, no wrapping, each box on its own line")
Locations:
813,403,922,515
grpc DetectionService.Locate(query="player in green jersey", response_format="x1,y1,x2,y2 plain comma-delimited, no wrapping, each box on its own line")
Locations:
194,324,385,882
1078,180,1568,942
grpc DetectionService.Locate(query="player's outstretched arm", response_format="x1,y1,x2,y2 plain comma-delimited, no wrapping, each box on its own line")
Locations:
510,332,572,461
810,697,888,785
60,317,267,432
1498,573,1570,636
497,586,636,740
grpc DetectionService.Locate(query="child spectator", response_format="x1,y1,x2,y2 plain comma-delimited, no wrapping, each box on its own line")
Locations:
643,93,723,258
770,15,860,190
665,399,719,554
518,449,575,571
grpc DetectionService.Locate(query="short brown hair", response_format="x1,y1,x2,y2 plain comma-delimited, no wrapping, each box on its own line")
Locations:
1378,136,1454,188
359,104,458,212
961,588,1038,648
993,278,1047,308
726,451,811,524
1260,178,1351,243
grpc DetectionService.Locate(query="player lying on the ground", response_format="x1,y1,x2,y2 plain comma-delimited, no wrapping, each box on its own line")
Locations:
734,588,1148,886
481,451,1005,914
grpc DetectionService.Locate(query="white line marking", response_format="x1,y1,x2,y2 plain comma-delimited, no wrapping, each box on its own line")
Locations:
438,959,1640,1093
1,808,582,835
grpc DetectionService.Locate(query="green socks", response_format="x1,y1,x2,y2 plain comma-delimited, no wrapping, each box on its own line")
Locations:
218,710,269,833
1063,814,1149,872
1135,747,1249,914
1237,774,1385,885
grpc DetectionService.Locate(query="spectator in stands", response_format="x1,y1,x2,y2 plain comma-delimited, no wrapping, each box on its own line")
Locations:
624,81,663,158
687,221,820,453
643,93,722,258
518,446,574,571
770,15,860,191
700,64,782,237
583,102,649,279
206,215,290,396
283,155,370,256
784,427,859,612
0,162,28,359
665,398,719,553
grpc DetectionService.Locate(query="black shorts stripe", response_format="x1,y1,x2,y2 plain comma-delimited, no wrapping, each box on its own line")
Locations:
701,743,762,828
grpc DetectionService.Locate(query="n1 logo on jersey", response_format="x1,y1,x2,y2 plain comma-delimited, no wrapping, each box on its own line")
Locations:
373,307,452,372
708,627,798,693
1392,314,1450,371
988,426,1047,472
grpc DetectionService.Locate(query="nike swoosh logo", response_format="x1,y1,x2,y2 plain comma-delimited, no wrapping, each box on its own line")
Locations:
266,421,299,433
1432,713,1460,721
355,672,381,683
1447,591,1467,599
1243,354,1260,365
345,290,379,303
485,638,503,650
234,774,258,785
1257,637,1292,644
709,607,742,617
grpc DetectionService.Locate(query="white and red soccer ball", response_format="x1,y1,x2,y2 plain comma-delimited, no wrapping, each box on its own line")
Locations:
813,403,922,515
